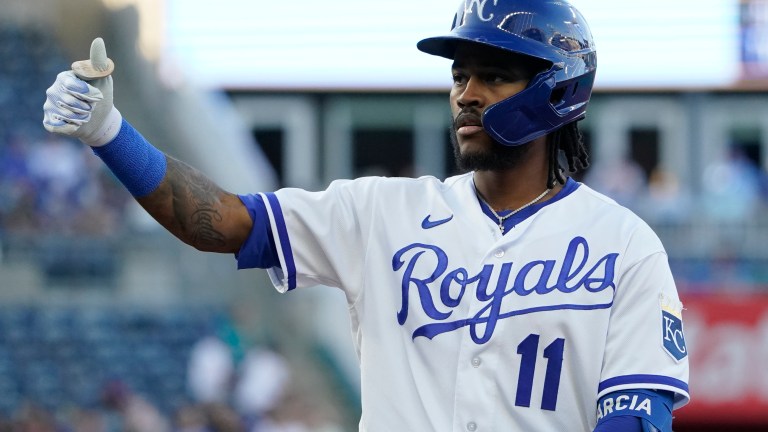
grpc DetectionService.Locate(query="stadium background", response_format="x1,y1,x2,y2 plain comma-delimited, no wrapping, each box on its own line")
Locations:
1,0,767,430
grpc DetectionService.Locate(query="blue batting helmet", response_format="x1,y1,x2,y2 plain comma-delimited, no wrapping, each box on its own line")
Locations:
417,0,597,146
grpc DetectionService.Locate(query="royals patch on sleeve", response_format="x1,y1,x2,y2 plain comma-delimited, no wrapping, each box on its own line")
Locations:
660,294,687,362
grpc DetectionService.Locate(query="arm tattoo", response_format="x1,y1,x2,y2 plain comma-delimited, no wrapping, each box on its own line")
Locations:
166,158,228,250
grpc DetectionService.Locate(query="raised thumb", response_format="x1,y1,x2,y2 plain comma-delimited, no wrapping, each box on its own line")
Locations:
72,37,115,80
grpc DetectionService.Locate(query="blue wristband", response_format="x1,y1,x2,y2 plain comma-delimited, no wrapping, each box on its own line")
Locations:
93,119,167,197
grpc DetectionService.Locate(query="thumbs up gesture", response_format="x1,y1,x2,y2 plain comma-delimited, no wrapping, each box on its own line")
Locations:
43,38,122,147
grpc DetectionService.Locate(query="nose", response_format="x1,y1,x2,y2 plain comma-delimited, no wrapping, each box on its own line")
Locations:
456,76,485,109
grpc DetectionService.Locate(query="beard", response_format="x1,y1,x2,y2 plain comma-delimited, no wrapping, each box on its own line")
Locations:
450,117,532,172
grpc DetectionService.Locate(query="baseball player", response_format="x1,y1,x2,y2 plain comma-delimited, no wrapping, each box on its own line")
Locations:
42,0,689,431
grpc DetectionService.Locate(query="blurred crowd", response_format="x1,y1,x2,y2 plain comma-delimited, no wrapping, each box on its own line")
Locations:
3,129,768,287
3,128,767,237
0,131,131,237
0,307,347,432
0,23,132,239
585,146,768,227
585,147,768,288
0,383,344,432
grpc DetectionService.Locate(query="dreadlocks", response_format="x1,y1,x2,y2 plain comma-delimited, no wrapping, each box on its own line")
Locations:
546,121,590,189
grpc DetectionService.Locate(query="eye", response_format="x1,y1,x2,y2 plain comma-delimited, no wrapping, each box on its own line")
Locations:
488,74,507,83
452,71,467,86
483,72,517,84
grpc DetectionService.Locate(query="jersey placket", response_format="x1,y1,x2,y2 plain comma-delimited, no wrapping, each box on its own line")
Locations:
450,245,516,431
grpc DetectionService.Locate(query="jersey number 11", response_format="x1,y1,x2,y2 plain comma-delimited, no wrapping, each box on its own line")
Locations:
515,334,565,411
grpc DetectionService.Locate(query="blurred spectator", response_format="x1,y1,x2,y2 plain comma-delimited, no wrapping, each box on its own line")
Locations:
0,132,131,237
174,403,244,432
204,403,244,432
0,130,36,233
187,335,235,405
252,391,310,432
251,391,344,432
584,156,647,209
13,402,61,432
70,153,131,236
174,404,209,432
101,380,172,432
701,145,762,223
639,168,692,224
233,347,291,423
68,407,108,432
26,135,89,233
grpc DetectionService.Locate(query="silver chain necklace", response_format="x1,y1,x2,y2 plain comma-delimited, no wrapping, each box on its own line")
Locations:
478,188,552,233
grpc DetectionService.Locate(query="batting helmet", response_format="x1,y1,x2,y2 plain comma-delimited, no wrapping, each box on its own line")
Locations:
417,0,597,146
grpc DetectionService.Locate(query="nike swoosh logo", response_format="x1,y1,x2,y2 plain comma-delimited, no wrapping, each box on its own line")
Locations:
421,214,454,229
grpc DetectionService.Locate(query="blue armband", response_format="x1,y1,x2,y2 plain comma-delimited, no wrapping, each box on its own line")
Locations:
595,390,674,432
593,415,642,432
92,119,167,197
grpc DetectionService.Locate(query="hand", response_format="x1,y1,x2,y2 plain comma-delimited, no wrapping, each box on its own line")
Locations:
43,38,122,146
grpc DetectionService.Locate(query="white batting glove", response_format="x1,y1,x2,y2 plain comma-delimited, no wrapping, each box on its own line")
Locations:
43,38,122,147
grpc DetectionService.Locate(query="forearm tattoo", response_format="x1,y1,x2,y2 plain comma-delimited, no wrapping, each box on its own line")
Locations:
165,158,228,250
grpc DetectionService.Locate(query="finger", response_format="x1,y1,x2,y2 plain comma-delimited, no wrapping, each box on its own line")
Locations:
43,113,82,134
72,37,115,80
58,71,104,102
54,92,93,116
43,98,90,125
45,73,100,118
90,37,110,73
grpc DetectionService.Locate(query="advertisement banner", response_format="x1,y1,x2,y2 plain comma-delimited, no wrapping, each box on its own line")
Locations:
674,293,768,425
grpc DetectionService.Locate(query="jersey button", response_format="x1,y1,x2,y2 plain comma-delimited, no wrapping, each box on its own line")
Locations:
494,249,504,258
466,421,477,431
471,357,482,368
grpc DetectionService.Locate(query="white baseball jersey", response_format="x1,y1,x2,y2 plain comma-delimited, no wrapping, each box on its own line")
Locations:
237,173,690,432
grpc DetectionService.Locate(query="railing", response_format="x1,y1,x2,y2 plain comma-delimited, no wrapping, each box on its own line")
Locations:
651,212,768,289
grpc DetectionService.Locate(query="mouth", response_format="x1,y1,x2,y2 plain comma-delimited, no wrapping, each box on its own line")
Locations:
455,113,484,137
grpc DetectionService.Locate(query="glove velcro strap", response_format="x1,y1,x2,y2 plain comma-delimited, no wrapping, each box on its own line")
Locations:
81,106,123,147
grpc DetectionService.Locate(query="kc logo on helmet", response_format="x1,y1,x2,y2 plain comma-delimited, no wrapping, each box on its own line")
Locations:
463,0,499,22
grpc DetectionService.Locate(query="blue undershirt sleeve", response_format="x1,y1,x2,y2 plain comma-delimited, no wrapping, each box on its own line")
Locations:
235,194,279,269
